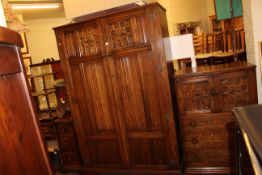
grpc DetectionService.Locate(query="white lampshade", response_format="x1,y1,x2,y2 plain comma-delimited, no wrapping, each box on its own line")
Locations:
0,1,7,27
163,34,196,68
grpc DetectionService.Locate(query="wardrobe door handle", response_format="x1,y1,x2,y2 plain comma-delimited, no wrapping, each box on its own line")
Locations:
211,89,220,96
211,89,216,96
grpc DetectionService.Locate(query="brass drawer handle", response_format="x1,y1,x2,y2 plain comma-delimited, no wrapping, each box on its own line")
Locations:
190,121,196,127
64,142,69,145
67,157,72,161
192,138,198,144
193,157,200,162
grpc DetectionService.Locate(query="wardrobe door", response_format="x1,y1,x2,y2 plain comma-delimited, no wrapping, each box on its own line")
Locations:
102,10,177,169
62,21,124,167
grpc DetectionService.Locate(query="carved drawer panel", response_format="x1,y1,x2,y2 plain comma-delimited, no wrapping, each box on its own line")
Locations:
60,151,81,167
185,149,235,167
58,136,78,151
56,123,74,136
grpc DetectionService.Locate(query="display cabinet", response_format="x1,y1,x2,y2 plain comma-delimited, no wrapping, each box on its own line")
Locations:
30,60,65,120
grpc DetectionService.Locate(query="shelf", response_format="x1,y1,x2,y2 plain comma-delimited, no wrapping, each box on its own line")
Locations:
38,111,57,121
32,89,56,96
29,71,61,78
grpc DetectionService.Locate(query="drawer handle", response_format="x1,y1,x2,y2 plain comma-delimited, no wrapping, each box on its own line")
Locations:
68,157,72,161
193,157,200,162
192,138,198,144
64,142,69,145
190,121,196,127
62,128,66,132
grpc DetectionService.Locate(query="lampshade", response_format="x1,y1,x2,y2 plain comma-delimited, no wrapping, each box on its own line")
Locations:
0,1,6,27
163,34,196,68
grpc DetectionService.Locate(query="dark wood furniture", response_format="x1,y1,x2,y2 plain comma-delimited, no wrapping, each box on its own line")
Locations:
54,3,180,174
0,27,52,175
41,117,82,169
173,62,257,174
233,105,262,175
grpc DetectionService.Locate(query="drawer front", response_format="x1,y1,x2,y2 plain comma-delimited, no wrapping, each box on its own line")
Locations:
183,127,235,150
182,113,235,130
0,46,21,76
56,123,74,136
185,149,235,167
41,124,55,136
182,113,236,149
60,151,81,167
58,136,78,151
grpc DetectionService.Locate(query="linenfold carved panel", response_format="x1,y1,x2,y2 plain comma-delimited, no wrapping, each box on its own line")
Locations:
64,31,77,58
108,19,135,49
77,24,100,56
184,81,211,112
219,76,249,111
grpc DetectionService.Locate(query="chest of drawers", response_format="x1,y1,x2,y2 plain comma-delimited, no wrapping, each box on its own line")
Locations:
173,62,257,174
41,118,82,169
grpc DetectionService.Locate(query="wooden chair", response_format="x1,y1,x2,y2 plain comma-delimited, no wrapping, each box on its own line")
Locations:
212,31,234,64
234,28,246,61
194,33,213,66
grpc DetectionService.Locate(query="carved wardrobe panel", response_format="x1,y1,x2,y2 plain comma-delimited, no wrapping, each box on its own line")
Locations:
54,3,180,174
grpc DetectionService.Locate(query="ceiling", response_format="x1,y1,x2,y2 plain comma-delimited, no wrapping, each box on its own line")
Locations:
7,0,65,19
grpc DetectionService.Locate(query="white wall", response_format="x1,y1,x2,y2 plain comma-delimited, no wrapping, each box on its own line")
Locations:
63,0,156,19
0,0,6,27
242,0,262,103
63,0,212,36
164,0,210,36
25,17,69,64
206,0,215,16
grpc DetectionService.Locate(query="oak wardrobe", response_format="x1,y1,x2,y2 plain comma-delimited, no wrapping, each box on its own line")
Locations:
54,3,180,174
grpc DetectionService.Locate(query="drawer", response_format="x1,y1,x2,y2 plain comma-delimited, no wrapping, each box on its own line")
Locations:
0,46,21,76
183,127,235,150
184,149,235,167
56,123,74,136
182,113,236,131
40,124,55,137
60,151,81,167
58,136,78,151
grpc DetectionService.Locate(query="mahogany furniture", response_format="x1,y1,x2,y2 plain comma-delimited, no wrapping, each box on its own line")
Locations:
173,62,257,174
40,117,82,169
0,27,52,174
54,3,180,174
233,105,262,175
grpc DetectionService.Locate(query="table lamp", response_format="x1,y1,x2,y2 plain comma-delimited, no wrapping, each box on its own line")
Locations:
163,34,197,69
